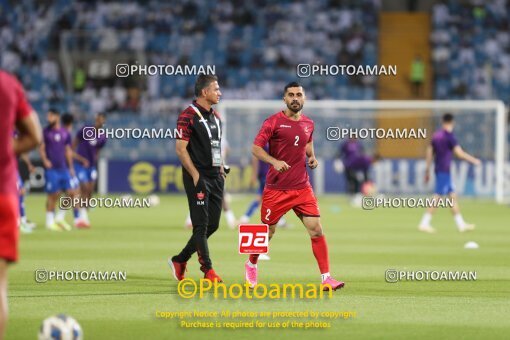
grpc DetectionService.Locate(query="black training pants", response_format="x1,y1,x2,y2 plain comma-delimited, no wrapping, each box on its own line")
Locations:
175,170,224,272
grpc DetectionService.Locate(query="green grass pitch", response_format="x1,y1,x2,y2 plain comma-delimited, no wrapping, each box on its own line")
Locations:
7,194,510,339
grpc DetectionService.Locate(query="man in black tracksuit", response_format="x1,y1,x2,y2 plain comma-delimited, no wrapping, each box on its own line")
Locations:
169,75,225,282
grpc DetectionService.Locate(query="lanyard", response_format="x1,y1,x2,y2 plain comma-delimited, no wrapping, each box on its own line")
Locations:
189,104,221,140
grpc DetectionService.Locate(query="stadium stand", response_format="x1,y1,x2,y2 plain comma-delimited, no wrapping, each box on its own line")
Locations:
1,0,507,160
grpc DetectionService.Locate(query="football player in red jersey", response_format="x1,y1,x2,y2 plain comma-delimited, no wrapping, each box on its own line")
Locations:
245,82,344,291
0,70,42,340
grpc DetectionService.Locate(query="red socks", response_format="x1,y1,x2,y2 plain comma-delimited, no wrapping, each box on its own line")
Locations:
249,236,329,272
311,235,330,274
249,254,259,265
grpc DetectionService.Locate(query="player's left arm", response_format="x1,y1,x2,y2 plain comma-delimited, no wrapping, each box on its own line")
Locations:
453,145,481,166
13,78,42,154
424,145,433,183
306,141,318,169
306,124,318,169
70,136,89,166
65,134,75,176
219,124,228,178
20,152,35,173
96,136,107,149
72,151,89,167
14,112,42,155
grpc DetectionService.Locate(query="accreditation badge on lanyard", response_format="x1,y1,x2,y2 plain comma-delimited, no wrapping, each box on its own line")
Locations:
189,104,222,167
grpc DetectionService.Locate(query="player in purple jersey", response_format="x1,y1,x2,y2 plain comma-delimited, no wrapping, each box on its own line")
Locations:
17,152,37,234
73,113,107,227
39,109,78,231
336,138,379,206
59,113,90,228
418,113,481,233
339,138,366,193
13,130,38,234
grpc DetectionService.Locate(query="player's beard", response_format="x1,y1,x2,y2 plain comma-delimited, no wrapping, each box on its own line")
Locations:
287,101,303,113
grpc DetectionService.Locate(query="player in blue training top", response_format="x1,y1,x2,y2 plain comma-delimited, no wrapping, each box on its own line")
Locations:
418,113,481,233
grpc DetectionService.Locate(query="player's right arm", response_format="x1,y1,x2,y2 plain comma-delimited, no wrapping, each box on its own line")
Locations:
176,109,200,186
253,117,290,172
176,139,200,185
424,145,433,183
65,144,75,177
252,145,290,172
453,145,481,166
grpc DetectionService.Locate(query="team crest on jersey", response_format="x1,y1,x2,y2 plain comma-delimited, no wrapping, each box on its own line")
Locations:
304,126,309,133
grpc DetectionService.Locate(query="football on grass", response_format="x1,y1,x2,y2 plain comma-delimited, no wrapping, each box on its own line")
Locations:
38,314,82,340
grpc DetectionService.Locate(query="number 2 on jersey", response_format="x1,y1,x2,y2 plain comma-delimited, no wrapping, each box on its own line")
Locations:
294,135,299,146
265,208,271,221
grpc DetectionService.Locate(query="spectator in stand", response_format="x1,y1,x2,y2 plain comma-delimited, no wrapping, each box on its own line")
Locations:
410,55,426,98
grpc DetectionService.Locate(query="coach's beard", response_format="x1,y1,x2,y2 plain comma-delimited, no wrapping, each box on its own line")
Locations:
288,102,302,113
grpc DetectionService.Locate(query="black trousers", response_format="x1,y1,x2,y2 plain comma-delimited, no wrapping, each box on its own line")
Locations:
175,170,224,272
345,168,368,194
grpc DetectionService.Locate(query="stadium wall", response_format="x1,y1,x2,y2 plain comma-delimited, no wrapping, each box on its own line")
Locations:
101,159,507,197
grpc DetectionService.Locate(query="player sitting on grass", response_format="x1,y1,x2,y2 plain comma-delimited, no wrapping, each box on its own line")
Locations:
419,113,481,233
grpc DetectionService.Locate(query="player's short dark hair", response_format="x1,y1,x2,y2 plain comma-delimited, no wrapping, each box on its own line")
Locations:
442,113,454,123
284,81,303,94
194,75,218,97
61,113,74,126
48,108,60,115
96,112,106,119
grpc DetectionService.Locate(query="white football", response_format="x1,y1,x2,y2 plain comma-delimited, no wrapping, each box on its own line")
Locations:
464,241,479,249
149,194,160,206
38,314,82,340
